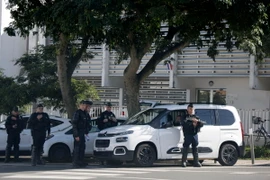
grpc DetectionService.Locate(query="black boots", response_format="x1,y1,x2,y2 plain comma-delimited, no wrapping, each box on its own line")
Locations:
181,147,202,167
192,148,202,167
31,146,37,166
14,145,20,162
31,147,45,166
181,147,188,167
4,146,11,163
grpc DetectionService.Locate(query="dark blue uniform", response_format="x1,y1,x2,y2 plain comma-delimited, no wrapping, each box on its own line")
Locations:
4,114,23,162
97,110,117,130
71,109,91,167
181,114,204,167
28,112,51,166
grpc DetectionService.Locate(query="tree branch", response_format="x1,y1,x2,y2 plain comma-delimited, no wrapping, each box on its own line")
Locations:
67,36,90,77
138,40,190,82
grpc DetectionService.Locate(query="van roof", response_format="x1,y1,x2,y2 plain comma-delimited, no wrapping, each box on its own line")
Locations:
153,104,237,111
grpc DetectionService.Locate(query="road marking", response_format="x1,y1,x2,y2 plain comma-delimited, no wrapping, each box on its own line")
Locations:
116,177,170,180
2,175,94,179
117,168,170,172
40,171,122,176
70,168,148,174
230,172,257,175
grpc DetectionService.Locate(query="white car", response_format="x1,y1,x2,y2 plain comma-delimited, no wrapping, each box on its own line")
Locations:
0,115,71,156
43,117,126,162
94,103,245,167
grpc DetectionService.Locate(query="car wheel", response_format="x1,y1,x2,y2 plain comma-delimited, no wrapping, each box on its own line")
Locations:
49,144,71,163
218,143,238,166
134,143,156,167
106,160,123,166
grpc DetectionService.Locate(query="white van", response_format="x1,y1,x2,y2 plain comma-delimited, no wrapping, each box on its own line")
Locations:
93,103,245,167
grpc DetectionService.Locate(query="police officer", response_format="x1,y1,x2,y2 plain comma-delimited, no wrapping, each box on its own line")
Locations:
97,102,117,130
181,103,204,167
27,104,51,166
71,100,91,168
4,107,23,163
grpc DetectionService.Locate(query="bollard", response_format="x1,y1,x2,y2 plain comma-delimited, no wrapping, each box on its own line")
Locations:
249,128,255,164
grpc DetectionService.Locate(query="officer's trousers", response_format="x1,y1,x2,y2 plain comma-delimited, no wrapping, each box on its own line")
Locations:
183,134,199,148
31,131,46,166
5,134,20,161
73,133,86,166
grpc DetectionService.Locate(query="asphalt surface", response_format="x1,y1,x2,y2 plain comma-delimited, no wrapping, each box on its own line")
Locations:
0,159,269,180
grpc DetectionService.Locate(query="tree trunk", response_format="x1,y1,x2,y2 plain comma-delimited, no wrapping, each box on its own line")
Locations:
56,34,77,119
124,72,141,118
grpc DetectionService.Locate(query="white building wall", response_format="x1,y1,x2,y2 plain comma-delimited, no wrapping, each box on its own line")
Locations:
0,0,27,77
176,77,270,110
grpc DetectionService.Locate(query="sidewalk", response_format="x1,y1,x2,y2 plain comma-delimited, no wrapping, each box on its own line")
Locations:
202,159,270,166
0,159,269,167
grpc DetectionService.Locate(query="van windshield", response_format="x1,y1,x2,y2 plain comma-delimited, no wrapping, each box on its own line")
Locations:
123,108,166,125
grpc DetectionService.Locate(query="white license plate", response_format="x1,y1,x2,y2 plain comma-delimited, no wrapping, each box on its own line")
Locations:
96,148,106,151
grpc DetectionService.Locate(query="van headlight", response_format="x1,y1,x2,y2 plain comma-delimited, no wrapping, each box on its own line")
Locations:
117,130,134,136
116,137,128,142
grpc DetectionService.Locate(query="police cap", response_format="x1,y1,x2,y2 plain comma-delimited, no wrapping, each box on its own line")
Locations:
84,100,93,105
12,106,19,112
106,102,112,107
37,104,44,108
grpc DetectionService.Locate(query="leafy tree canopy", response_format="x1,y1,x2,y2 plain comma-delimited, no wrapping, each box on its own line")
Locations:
0,73,30,115
5,0,270,117
15,45,100,112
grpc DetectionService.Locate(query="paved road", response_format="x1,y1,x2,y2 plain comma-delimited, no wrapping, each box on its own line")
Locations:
0,161,269,180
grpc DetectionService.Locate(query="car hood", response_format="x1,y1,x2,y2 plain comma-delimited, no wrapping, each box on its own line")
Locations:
99,125,150,134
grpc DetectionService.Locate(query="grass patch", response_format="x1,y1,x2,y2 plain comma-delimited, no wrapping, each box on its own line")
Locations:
242,146,270,159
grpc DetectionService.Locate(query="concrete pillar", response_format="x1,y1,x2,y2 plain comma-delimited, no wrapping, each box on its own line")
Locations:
186,89,190,102
249,55,258,89
169,52,178,88
102,44,110,86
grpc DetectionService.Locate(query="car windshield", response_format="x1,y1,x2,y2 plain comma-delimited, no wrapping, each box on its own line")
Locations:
123,108,166,125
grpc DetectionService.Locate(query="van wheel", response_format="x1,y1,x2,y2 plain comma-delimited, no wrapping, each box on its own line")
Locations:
218,143,238,166
106,160,123,166
49,144,71,163
134,144,156,167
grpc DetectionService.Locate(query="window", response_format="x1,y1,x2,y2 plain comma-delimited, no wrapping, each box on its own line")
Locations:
123,108,166,125
65,126,100,135
217,109,235,126
50,119,64,127
197,89,226,104
23,117,64,129
195,109,216,125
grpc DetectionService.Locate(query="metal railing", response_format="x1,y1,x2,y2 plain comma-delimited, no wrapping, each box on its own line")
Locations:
238,109,270,135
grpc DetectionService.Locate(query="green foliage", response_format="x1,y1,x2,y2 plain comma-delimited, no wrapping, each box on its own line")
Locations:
5,0,270,117
71,79,100,105
243,146,270,159
0,75,31,115
15,45,99,111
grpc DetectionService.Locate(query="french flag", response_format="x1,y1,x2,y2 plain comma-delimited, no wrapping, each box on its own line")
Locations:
166,61,173,70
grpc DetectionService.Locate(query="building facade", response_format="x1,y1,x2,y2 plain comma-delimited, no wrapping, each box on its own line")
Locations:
1,4,269,132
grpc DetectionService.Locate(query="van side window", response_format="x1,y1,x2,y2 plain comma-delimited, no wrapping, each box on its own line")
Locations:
217,109,235,125
195,109,216,125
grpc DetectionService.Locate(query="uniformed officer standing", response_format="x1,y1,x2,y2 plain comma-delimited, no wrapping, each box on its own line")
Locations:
71,100,91,168
27,104,51,166
4,107,23,163
181,103,204,167
97,102,117,130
